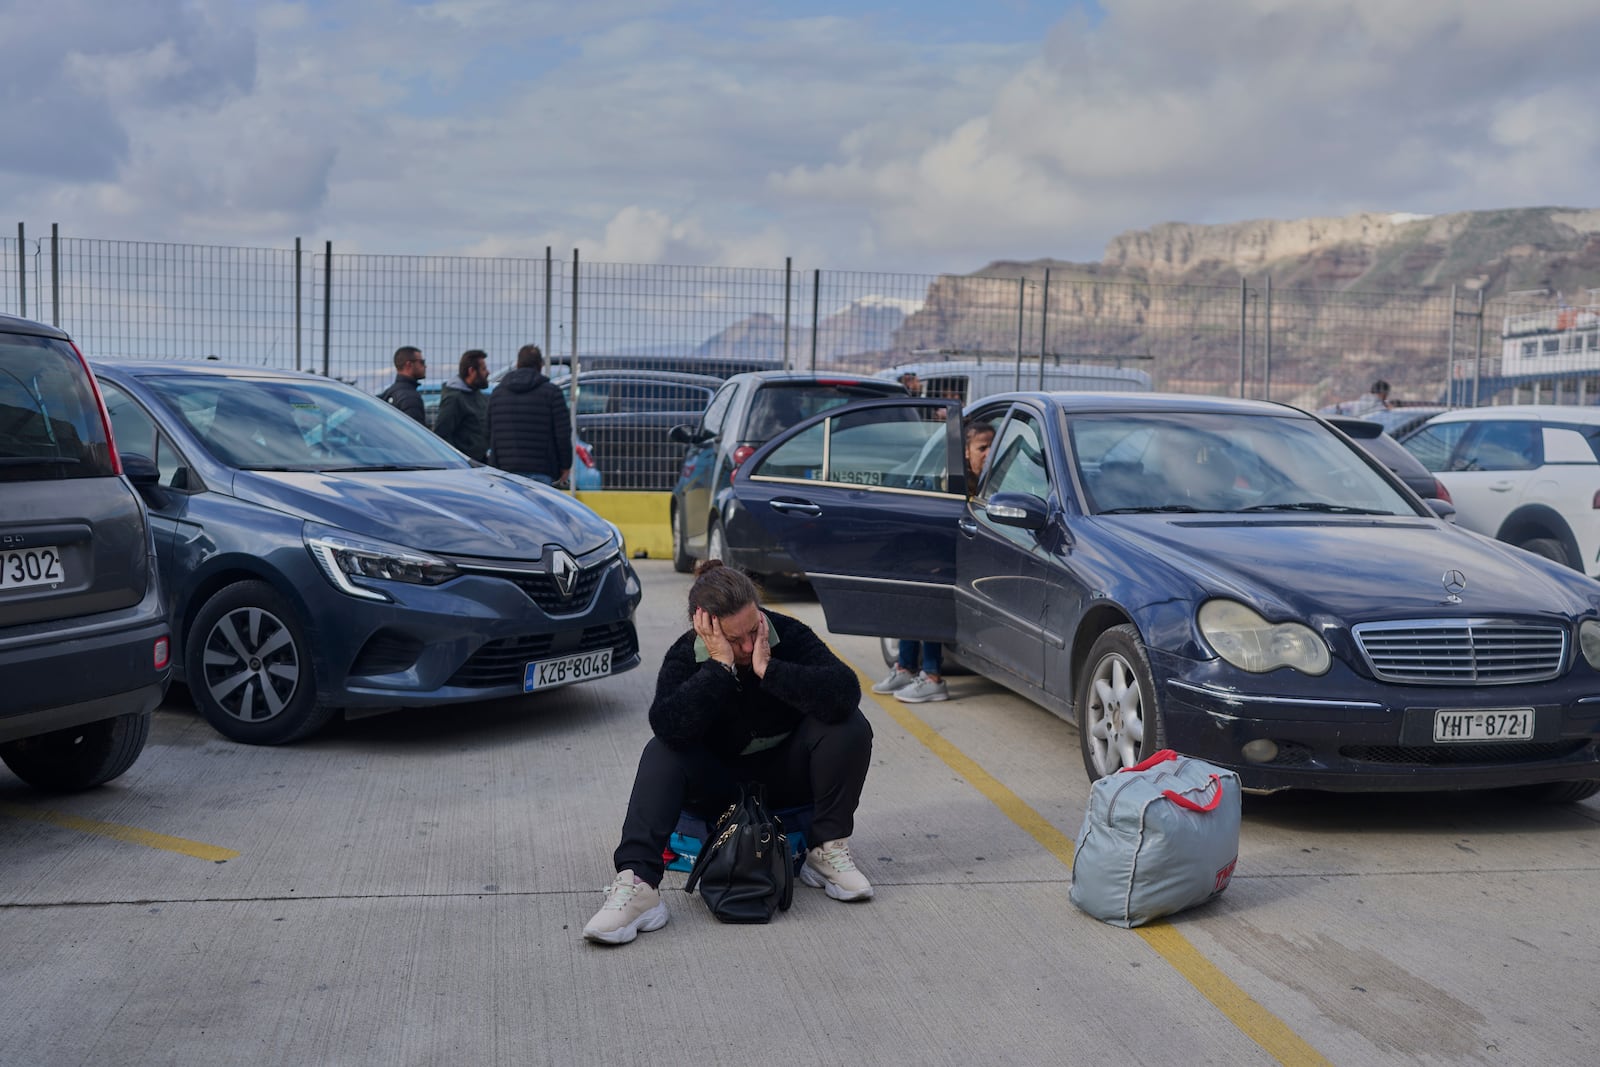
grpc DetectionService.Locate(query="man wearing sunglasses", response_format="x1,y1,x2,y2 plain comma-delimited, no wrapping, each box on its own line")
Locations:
379,345,427,424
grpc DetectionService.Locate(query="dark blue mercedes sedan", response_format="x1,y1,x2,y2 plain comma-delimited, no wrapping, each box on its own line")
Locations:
91,361,641,745
731,392,1600,799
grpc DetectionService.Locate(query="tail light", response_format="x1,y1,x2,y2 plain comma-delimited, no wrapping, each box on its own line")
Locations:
153,636,171,671
575,443,596,469
71,341,123,476
729,444,756,484
1434,479,1452,504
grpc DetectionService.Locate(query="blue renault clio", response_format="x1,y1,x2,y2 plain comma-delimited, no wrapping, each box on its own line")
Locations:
92,360,641,745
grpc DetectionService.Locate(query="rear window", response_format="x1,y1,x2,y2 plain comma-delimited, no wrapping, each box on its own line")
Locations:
744,382,902,442
0,333,116,482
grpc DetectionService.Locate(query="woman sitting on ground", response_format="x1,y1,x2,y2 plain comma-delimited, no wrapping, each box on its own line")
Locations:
584,560,875,945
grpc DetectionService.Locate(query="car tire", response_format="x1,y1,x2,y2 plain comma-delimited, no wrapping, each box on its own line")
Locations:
186,580,334,745
1518,537,1575,570
1511,780,1600,804
707,520,728,566
1077,623,1167,781
0,711,150,791
671,506,693,574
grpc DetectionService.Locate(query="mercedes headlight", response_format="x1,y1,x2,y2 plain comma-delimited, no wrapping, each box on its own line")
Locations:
304,523,459,601
1580,619,1600,669
1198,599,1330,675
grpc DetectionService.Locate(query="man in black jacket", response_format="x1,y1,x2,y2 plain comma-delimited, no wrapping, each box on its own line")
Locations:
378,345,426,424
435,348,490,462
583,561,874,945
487,344,571,485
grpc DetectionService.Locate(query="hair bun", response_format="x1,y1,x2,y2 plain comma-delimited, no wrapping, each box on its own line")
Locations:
693,559,725,577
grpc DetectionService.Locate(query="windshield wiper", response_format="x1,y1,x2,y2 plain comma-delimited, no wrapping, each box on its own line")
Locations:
1097,504,1201,514
318,464,444,472
0,456,78,467
1242,502,1394,515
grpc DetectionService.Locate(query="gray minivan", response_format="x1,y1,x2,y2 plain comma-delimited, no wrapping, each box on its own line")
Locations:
0,314,170,789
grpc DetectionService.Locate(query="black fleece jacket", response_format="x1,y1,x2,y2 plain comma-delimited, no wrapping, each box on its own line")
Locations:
648,611,861,761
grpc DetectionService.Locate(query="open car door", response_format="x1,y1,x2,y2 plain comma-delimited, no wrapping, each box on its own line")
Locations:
731,398,965,642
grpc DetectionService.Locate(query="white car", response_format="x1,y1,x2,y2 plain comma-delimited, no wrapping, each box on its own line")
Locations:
1401,405,1600,575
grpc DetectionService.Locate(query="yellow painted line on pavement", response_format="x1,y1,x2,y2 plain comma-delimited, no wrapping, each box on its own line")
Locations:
0,802,239,862
855,663,1331,1067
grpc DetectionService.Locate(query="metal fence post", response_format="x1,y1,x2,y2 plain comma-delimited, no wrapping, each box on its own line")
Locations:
321,241,332,377
810,269,820,372
50,223,60,327
294,237,303,372
16,222,24,318
1038,267,1051,389
1263,274,1272,401
1445,284,1457,405
1472,288,1484,407
1014,276,1025,391
570,248,580,488
545,246,553,359
783,257,792,371
1239,277,1248,398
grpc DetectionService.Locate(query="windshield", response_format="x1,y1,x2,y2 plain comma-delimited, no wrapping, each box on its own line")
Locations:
143,373,468,472
1069,411,1419,516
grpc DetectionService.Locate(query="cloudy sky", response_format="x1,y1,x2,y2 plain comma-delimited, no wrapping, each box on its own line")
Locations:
5,0,1599,273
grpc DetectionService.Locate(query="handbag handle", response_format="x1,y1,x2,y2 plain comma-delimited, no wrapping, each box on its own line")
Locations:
1162,774,1224,812
1123,748,1179,774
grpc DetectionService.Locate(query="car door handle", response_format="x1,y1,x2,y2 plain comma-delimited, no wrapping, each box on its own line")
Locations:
1489,481,1515,492
769,500,822,517
957,517,978,535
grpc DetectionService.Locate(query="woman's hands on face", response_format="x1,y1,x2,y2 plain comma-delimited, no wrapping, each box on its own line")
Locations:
751,611,771,678
694,608,735,667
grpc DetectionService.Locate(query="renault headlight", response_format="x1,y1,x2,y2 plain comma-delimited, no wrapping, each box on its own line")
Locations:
304,523,459,601
1198,599,1330,675
1580,619,1600,669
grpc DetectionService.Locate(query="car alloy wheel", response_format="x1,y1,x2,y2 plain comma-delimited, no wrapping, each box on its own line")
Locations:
187,580,333,745
1078,624,1165,780
671,506,693,573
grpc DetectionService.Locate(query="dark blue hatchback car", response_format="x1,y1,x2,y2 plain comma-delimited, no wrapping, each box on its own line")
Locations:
732,392,1600,799
92,361,641,744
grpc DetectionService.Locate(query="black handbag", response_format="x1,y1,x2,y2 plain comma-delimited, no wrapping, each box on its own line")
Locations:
683,784,795,924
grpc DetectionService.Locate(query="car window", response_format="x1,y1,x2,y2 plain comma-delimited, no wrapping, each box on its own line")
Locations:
1542,426,1597,464
608,380,712,412
565,380,610,415
1072,411,1416,515
983,410,1050,501
1458,421,1540,472
98,380,189,490
1401,421,1468,472
701,382,736,435
744,383,899,443
142,374,467,471
0,333,115,482
754,408,949,491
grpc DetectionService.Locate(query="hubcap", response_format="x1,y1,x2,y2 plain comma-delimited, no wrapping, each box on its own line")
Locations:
202,606,300,723
1086,652,1145,774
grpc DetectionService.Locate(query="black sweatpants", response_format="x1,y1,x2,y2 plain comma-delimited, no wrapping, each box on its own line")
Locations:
613,707,874,888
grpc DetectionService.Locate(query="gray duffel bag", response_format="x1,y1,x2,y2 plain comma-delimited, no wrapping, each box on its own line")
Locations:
1070,749,1241,928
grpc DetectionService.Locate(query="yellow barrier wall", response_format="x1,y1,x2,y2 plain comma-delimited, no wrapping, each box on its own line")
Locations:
574,491,672,560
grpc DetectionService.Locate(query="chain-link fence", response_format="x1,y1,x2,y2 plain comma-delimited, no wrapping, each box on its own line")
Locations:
8,224,1597,489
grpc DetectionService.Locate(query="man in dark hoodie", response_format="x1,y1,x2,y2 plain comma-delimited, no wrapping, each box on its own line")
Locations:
487,344,571,485
435,348,491,462
378,345,426,424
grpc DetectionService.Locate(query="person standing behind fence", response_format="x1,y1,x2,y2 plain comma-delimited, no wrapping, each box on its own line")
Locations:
435,348,491,462
488,344,571,486
378,346,427,424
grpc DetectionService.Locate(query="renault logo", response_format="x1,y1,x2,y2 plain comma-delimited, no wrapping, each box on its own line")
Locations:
549,549,579,598
1442,569,1467,603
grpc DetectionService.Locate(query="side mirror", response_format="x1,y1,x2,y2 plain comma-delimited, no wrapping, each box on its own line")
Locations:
668,424,696,445
1426,498,1456,522
122,452,161,488
984,491,1049,531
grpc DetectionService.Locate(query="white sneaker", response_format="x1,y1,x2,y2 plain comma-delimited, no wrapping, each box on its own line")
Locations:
894,672,949,703
583,870,669,945
871,666,916,694
800,839,874,901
